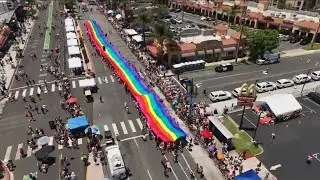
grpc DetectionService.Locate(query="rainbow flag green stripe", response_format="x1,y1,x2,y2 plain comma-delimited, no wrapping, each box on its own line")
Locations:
85,20,186,142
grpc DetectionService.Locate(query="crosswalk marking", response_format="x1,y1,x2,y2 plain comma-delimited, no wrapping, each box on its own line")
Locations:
15,143,23,160
14,91,19,99
110,75,115,82
22,89,27,97
29,87,34,96
4,146,12,162
27,146,32,157
120,121,128,134
58,145,63,150
112,123,119,135
104,125,109,131
48,136,54,146
37,87,41,94
78,138,83,145
72,81,76,88
51,84,55,92
97,77,102,84
128,120,136,132
136,118,143,130
104,77,108,83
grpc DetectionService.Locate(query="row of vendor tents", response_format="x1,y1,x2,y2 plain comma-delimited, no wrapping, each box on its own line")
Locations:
65,18,84,70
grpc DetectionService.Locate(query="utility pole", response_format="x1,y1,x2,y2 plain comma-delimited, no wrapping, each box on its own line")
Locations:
188,78,195,124
310,18,320,50
234,1,247,63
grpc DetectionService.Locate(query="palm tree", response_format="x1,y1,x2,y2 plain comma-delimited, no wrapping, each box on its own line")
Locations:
228,4,240,25
134,10,152,48
151,21,173,64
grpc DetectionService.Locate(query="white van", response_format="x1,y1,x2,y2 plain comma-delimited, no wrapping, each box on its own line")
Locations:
105,145,127,179
311,71,320,81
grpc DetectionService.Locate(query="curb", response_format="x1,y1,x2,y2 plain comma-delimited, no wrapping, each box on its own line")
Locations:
1,165,11,180
7,10,38,91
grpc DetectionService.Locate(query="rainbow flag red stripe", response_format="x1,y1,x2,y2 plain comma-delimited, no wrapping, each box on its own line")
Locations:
84,20,186,142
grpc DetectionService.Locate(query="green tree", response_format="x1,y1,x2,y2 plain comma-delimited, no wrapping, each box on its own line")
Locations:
134,10,152,47
246,29,279,61
151,21,173,64
277,0,286,9
65,0,76,11
228,4,239,25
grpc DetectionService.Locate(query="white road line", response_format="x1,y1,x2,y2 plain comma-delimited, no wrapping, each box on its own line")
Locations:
300,102,315,112
244,116,257,128
112,123,119,135
15,143,23,160
44,86,48,93
37,87,41,94
128,120,136,132
27,146,32,157
14,91,19,99
120,121,128,134
48,136,54,146
177,160,191,180
196,70,264,83
104,125,109,131
39,73,47,77
97,77,102,84
147,170,153,180
136,118,143,130
110,75,115,82
134,138,139,148
38,80,44,84
104,77,108,83
4,146,12,162
58,145,64,150
306,98,320,108
29,87,34,96
78,138,83,145
51,84,55,92
181,153,196,180
163,155,179,180
22,89,27,97
72,81,76,88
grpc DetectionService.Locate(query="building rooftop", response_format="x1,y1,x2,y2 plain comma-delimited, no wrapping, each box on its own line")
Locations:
0,10,15,24
180,35,222,44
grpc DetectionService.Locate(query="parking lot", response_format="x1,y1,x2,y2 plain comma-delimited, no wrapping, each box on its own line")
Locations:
229,96,320,180
278,40,306,52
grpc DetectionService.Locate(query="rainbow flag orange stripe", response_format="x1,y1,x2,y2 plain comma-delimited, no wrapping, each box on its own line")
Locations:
84,20,186,142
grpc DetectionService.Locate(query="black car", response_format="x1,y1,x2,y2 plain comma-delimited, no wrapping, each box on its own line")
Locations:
175,9,181,13
300,38,311,45
289,36,301,43
307,92,320,104
215,63,234,72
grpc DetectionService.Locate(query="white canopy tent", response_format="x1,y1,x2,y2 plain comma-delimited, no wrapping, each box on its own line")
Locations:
256,94,302,117
65,26,75,32
68,57,82,69
79,78,96,88
115,14,122,20
68,46,81,56
132,35,143,43
67,38,78,47
124,29,138,36
66,32,77,39
65,20,74,26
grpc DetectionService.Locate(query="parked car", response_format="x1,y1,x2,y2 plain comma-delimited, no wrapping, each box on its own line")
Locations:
170,18,177,24
289,36,301,43
292,74,311,84
300,38,311,45
232,87,247,97
174,18,182,24
255,81,276,93
215,63,233,72
209,91,232,102
282,35,290,41
175,9,181,13
276,79,294,88
307,92,320,104
200,16,207,21
311,71,320,81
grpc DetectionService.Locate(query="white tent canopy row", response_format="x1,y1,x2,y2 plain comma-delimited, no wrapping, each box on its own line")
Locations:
66,32,77,39
132,35,143,43
68,46,81,56
256,94,302,118
115,14,122,20
65,25,75,32
67,38,78,47
79,78,96,88
123,29,138,36
65,18,74,26
68,57,82,69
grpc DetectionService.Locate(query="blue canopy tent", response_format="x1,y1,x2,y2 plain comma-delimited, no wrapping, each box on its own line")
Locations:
235,170,261,180
67,115,89,133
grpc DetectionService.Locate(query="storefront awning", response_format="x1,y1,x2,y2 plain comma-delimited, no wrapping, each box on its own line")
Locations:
197,51,205,56
68,46,81,56
214,48,221,53
223,47,236,52
68,57,82,69
181,52,196,58
206,50,213,54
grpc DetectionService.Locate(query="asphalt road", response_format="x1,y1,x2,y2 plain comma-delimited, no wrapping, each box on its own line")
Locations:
0,1,88,179
183,53,320,102
229,96,320,180
77,7,207,180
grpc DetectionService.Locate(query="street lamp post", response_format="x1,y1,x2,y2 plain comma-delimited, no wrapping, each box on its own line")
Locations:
300,68,311,96
310,18,320,50
234,1,247,63
252,112,262,142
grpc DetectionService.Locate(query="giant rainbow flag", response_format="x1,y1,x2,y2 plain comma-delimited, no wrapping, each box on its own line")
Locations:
84,20,187,142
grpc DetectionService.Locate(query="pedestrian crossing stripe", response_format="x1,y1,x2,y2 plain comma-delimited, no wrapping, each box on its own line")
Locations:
10,76,117,99
2,119,145,161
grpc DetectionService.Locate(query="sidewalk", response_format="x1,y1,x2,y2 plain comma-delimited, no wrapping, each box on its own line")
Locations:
86,153,105,180
0,165,13,180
